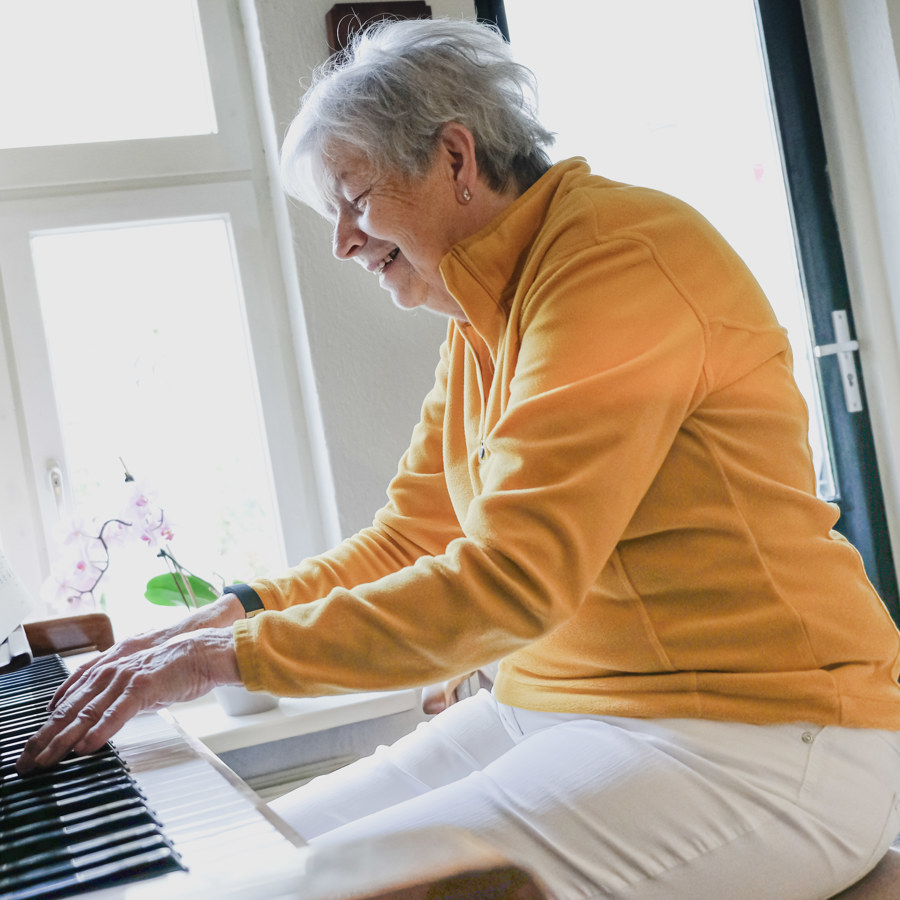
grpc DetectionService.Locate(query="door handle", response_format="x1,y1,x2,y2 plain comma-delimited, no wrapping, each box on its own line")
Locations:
813,310,863,413
47,462,64,516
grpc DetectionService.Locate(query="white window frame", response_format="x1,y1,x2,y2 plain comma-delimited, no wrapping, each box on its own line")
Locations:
0,0,330,609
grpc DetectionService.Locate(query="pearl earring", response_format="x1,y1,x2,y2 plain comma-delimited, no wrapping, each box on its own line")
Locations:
462,187,471,202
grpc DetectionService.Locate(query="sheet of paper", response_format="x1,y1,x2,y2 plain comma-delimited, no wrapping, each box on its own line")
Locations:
0,548,33,642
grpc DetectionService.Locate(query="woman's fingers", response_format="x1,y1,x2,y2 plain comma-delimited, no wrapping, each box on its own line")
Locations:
18,662,123,772
421,672,471,714
48,657,95,710
17,628,240,774
48,632,156,709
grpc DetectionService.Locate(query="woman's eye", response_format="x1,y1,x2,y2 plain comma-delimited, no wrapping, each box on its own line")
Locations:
351,193,367,212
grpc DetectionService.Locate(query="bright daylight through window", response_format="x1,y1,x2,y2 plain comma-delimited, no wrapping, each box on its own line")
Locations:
31,220,285,634
0,0,216,148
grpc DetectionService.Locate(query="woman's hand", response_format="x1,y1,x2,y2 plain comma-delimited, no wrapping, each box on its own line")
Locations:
47,593,245,709
421,672,475,714
16,621,242,774
422,663,499,714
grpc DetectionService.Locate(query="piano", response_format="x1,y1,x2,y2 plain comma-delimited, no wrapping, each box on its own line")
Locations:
1,655,547,900
0,548,546,899
1,653,312,899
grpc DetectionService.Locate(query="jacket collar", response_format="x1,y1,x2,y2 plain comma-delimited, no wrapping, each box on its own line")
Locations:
439,158,590,350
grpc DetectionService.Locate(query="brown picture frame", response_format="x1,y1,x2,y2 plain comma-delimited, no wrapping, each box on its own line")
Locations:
325,2,432,55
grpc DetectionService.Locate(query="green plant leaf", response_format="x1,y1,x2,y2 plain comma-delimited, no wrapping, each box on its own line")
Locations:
144,573,218,608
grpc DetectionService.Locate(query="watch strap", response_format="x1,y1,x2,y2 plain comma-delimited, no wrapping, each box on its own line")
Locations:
226,583,266,618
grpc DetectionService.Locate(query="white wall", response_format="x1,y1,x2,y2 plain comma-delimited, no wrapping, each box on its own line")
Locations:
802,0,900,585
241,0,472,545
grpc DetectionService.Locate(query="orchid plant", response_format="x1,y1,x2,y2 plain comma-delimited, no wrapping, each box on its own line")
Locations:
41,463,219,615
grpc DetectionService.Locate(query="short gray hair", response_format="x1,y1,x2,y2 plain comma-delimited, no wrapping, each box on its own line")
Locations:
281,17,554,205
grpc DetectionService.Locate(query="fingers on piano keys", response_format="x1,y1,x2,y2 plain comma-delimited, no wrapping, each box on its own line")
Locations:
0,655,184,899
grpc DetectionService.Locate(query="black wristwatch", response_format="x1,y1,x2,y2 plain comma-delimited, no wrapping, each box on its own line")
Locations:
226,583,266,618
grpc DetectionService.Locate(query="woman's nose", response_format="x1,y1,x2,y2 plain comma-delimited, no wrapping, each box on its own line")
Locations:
332,212,365,260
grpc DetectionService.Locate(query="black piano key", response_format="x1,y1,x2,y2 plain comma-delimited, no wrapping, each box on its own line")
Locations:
1,752,125,790
0,821,160,876
1,770,134,814
0,805,160,857
1,846,183,900
0,833,173,892
3,782,141,827
2,761,130,795
0,675,59,697
8,796,150,840
0,687,58,713
0,710,58,739
0,747,119,776
1,737,122,766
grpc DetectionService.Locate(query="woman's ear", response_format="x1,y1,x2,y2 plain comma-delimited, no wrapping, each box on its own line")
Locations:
438,122,478,204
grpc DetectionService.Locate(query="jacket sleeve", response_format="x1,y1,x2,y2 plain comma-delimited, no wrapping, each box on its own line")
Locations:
235,235,708,697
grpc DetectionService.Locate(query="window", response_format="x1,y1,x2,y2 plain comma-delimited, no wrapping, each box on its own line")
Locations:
0,1,326,634
29,213,285,635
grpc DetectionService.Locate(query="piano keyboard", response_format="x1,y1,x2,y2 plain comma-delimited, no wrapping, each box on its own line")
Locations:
1,655,183,898
1,655,311,899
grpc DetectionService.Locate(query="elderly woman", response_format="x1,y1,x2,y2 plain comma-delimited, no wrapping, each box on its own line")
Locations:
18,17,900,899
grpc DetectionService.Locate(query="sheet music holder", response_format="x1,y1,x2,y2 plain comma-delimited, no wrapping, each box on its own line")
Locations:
0,546,34,672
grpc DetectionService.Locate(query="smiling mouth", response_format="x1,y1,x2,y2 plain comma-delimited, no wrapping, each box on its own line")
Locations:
375,247,400,274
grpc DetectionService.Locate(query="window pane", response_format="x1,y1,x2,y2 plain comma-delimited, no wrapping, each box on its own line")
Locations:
31,219,284,633
505,0,836,499
0,0,216,149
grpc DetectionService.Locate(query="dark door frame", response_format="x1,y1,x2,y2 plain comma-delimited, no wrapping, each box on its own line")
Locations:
756,0,899,621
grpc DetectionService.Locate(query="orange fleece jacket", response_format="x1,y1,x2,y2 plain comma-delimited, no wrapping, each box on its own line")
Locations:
235,159,900,728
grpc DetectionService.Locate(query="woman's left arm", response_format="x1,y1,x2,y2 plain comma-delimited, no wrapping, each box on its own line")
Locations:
17,624,241,773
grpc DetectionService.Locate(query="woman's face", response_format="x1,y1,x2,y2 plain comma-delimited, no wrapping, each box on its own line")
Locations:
315,142,469,321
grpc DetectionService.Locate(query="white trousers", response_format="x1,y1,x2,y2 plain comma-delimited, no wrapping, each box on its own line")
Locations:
270,691,900,899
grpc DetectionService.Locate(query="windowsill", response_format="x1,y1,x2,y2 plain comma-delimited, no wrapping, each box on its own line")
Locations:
166,688,421,755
